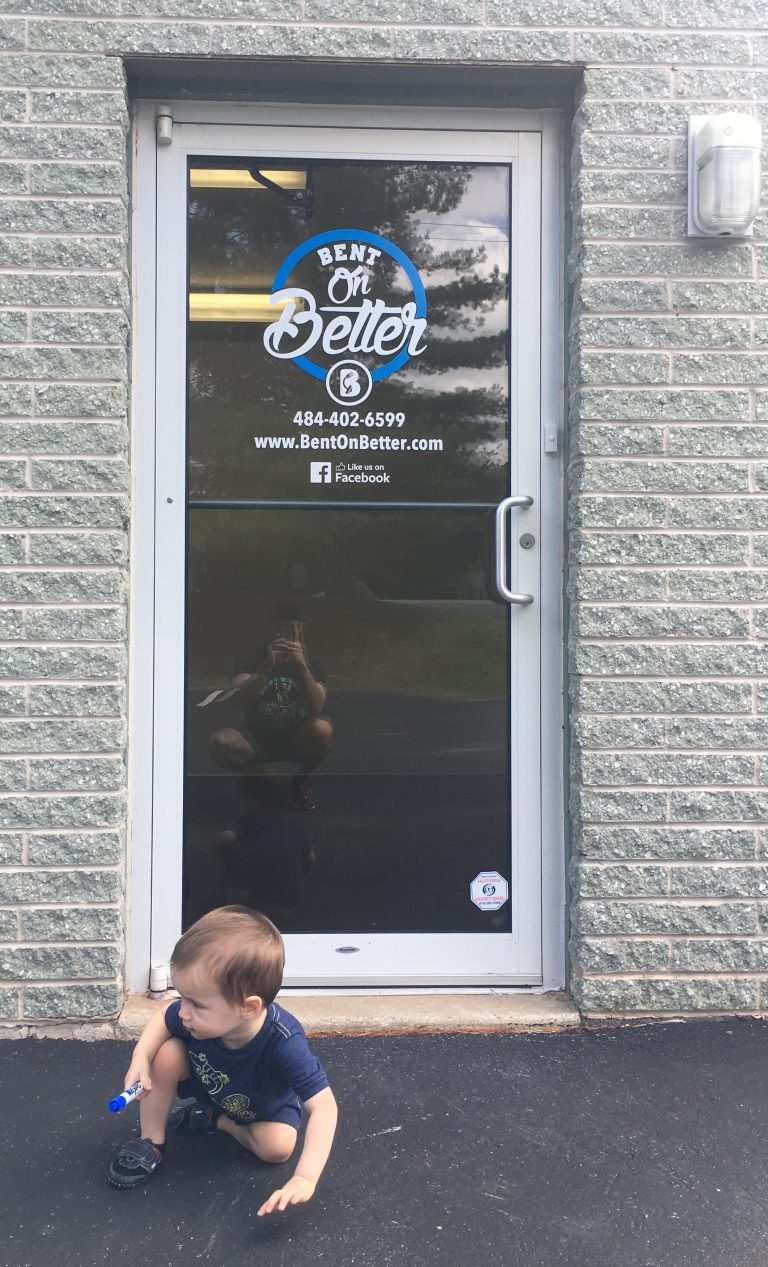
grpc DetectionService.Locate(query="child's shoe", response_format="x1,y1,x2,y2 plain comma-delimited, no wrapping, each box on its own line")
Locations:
169,1101,220,1134
289,774,317,811
107,1137,165,1188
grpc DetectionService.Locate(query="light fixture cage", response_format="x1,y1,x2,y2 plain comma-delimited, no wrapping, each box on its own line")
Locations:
688,113,762,238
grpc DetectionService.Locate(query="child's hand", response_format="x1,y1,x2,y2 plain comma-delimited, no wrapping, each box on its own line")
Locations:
123,1057,152,1098
257,1175,316,1216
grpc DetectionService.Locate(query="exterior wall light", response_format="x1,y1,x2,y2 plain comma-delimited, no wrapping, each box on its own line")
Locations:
688,113,762,237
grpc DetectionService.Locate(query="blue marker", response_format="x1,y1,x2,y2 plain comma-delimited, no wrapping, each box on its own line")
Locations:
108,1081,143,1113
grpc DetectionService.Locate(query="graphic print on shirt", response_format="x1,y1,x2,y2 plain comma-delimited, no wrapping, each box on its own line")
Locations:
220,1092,259,1122
189,1050,231,1097
258,672,309,731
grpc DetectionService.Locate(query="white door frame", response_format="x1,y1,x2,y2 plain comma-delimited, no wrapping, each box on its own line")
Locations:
128,100,565,993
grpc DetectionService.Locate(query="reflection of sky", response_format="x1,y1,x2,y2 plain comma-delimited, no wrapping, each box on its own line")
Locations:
408,166,510,395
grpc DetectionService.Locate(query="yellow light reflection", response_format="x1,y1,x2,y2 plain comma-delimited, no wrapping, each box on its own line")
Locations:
189,293,302,323
189,168,307,190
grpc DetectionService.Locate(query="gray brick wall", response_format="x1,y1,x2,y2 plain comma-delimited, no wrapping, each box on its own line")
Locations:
0,1,766,1022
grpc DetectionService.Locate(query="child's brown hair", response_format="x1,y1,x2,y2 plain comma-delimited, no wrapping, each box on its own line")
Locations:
170,906,284,1006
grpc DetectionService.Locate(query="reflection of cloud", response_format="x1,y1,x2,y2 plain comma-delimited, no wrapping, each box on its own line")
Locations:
401,364,507,394
462,438,508,467
426,226,509,284
454,167,510,231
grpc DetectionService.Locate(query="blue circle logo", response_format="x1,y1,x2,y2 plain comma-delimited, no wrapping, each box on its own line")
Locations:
263,229,428,398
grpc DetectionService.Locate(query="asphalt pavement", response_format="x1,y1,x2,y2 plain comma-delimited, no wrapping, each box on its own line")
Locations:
3,1019,768,1267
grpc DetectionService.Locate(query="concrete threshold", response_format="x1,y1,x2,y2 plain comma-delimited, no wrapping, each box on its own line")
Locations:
115,990,580,1039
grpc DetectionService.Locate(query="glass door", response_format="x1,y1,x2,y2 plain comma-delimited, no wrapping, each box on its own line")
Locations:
152,117,543,985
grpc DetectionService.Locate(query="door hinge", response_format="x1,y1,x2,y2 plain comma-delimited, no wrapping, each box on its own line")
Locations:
156,104,173,147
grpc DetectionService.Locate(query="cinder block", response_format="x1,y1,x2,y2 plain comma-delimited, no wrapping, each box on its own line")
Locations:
0,123,125,160
0,946,121,981
572,976,758,1014
0,646,125,681
0,273,127,308
0,869,120,904
576,316,751,349
572,532,747,567
0,571,123,604
669,866,768,898
0,53,125,87
668,719,768,749
0,911,17,940
30,90,127,125
573,680,752,714
23,985,122,1020
576,280,668,312
578,827,757,861
0,719,125,753
569,426,665,459
0,793,124,830
572,459,747,492
573,900,756,936
0,495,128,529
668,497,768,529
28,531,127,565
574,351,669,385
31,160,125,196
392,27,569,60
571,937,669,974
310,0,480,19
579,753,754,787
0,834,23,864
21,906,122,940
31,459,129,492
569,494,666,526
31,311,128,345
672,282,768,312
571,861,668,897
581,68,671,99
671,792,768,822
29,758,125,792
569,643,667,676
0,198,125,235
570,718,665,749
571,788,667,822
25,608,126,642
27,830,122,865
34,385,126,417
571,606,750,639
568,569,667,600
672,940,768,972
0,162,29,193
574,31,750,64
667,570,767,601
28,685,125,717
1,423,126,457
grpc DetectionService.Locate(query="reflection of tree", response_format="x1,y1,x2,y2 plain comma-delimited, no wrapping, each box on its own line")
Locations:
187,161,509,502
187,510,504,701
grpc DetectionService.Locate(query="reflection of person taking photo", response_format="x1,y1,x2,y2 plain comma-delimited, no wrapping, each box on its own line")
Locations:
209,606,332,810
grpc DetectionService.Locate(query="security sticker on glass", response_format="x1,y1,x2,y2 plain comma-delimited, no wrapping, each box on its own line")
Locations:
470,871,509,912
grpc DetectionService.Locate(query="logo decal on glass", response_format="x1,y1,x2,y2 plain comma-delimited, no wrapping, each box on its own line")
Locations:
263,230,428,405
309,461,333,484
470,871,509,912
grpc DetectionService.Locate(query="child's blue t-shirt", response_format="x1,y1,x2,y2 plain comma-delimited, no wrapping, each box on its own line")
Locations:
164,999,329,1127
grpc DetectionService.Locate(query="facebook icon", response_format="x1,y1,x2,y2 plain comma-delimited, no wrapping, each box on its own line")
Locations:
310,461,333,484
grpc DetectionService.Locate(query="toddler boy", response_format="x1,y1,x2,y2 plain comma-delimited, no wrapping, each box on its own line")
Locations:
107,905,338,1215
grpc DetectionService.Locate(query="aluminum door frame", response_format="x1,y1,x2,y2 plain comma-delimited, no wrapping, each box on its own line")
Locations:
129,101,565,992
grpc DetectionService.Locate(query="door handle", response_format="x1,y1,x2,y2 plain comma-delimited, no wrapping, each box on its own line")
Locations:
494,495,534,606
